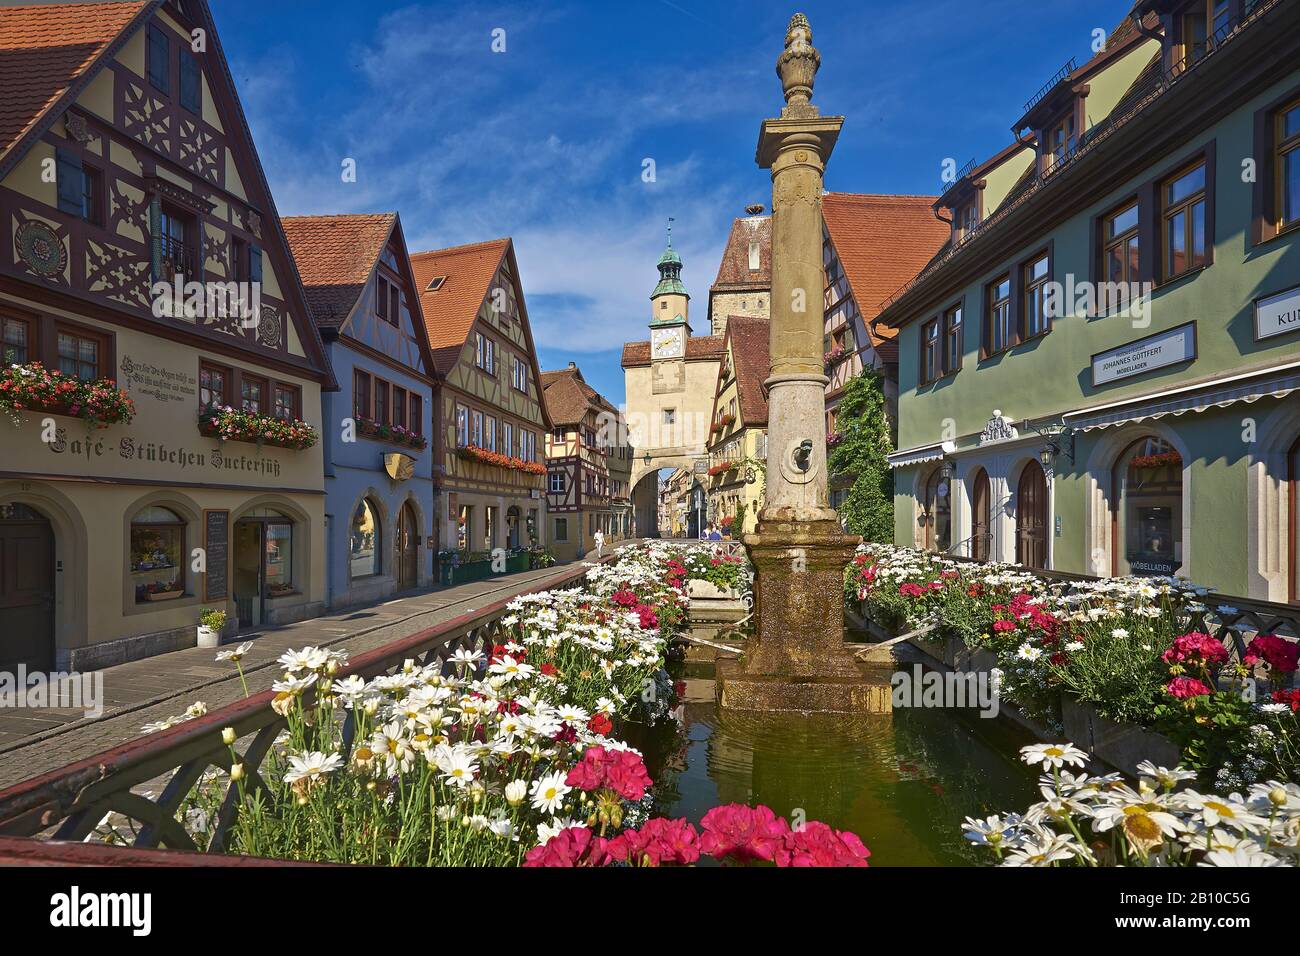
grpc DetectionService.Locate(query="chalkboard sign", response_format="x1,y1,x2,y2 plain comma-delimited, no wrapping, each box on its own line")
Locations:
204,509,229,601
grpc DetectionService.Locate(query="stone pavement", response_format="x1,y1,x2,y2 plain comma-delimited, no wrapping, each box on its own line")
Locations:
0,559,604,790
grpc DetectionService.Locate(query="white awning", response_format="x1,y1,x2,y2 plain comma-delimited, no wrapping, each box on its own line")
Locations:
1065,370,1300,432
887,440,955,469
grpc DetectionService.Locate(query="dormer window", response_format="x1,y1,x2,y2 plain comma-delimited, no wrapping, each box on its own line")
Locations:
1044,113,1078,173
425,275,446,292
955,200,980,241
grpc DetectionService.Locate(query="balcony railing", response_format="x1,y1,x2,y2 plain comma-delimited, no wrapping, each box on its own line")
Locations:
0,561,599,862
1022,57,1077,116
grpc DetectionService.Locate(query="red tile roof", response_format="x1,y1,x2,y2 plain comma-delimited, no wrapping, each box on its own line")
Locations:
821,193,949,347
282,213,396,327
540,364,616,426
724,315,770,427
411,238,511,376
621,334,726,368
0,1,150,161
711,215,771,292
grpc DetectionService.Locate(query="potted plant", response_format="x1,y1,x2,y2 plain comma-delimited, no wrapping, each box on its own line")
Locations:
197,607,227,648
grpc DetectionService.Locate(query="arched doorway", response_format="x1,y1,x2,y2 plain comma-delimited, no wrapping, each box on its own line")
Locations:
971,468,991,562
1016,461,1047,569
0,503,55,671
1113,435,1182,577
922,467,951,552
396,502,419,591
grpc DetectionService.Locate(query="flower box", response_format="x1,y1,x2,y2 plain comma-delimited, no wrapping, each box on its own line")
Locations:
1060,696,1180,777
143,589,185,602
355,416,427,450
0,362,135,428
455,445,545,476
199,405,318,450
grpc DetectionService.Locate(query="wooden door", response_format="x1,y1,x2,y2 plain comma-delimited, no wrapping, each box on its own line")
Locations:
1016,461,1047,569
397,503,418,591
0,512,55,671
971,469,991,562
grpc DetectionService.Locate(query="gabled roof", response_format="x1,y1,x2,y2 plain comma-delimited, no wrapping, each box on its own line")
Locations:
0,1,151,164
282,213,397,327
621,334,726,368
717,315,770,428
711,215,771,292
822,193,950,348
0,0,336,388
411,238,511,375
540,364,617,427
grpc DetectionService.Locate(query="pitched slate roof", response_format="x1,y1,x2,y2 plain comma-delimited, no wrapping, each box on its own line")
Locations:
282,213,396,327
0,1,150,162
621,334,726,368
711,215,771,292
411,238,511,375
540,364,616,426
821,193,949,349
724,315,770,427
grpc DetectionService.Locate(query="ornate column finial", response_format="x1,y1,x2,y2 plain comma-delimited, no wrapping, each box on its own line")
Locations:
777,12,820,117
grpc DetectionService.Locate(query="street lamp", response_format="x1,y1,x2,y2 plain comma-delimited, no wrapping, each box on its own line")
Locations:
1022,418,1076,466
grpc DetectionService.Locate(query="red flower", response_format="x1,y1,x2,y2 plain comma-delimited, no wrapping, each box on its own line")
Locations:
523,827,608,867
1161,632,1229,667
992,620,1016,633
588,712,613,736
1271,689,1300,712
539,662,558,677
1243,635,1300,674
1165,676,1213,699
899,583,924,598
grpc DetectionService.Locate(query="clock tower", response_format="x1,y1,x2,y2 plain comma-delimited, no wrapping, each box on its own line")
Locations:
649,222,691,361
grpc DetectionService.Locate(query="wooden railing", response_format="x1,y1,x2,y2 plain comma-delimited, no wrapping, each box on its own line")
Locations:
0,562,599,859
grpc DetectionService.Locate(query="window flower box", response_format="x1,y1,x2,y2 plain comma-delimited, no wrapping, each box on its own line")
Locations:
1130,450,1182,470
455,444,546,476
198,404,319,450
0,362,135,428
139,584,185,602
355,416,427,450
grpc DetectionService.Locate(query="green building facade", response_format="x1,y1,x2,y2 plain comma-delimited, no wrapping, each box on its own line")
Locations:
881,0,1300,602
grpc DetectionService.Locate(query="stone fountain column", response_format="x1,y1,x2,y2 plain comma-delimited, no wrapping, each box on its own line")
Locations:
716,13,885,714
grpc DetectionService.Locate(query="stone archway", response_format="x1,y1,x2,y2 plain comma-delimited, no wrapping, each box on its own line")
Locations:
628,453,706,538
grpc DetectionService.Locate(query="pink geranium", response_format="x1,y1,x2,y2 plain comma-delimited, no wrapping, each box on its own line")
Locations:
564,746,653,801
784,821,871,867
1161,632,1229,667
1165,676,1213,700
523,826,608,867
1244,635,1300,674
698,803,791,863
604,817,700,866
899,583,924,598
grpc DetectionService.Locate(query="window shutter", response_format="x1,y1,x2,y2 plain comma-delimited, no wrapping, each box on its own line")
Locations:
148,26,170,93
56,149,84,215
249,246,263,284
180,51,201,112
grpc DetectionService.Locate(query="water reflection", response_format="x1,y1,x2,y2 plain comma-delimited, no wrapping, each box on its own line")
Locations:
636,661,1041,866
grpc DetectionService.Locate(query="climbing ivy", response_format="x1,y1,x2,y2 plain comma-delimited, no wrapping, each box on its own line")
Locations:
827,368,894,543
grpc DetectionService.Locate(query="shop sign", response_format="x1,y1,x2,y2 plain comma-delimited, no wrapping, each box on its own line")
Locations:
1091,323,1196,387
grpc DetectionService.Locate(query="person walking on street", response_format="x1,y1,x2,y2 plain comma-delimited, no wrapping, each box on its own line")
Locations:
593,528,605,559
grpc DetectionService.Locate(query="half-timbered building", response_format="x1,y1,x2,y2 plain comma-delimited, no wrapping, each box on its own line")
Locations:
0,0,336,669
411,238,549,560
541,362,631,560
284,213,438,609
705,315,769,536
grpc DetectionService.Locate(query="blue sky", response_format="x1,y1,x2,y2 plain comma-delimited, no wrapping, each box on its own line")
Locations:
213,0,1134,405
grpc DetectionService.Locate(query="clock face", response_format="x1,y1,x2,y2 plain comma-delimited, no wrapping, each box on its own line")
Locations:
652,328,683,358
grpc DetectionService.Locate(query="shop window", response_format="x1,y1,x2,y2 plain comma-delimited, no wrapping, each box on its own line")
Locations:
922,468,951,553
350,498,381,579
457,505,472,552
1115,436,1183,576
131,506,185,603
265,519,294,594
